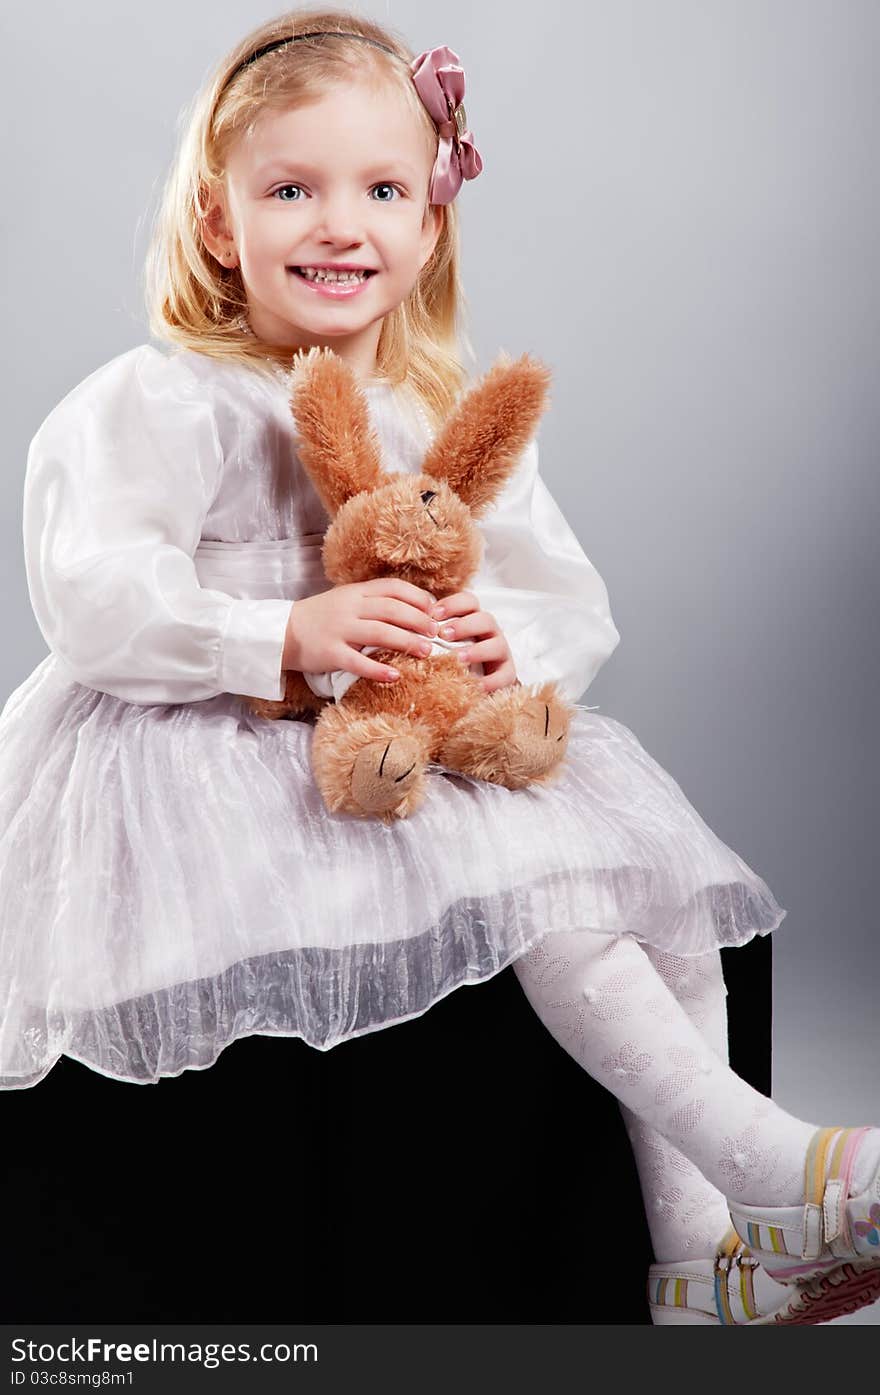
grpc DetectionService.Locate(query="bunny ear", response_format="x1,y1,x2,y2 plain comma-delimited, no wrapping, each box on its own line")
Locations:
419,353,552,516
288,347,385,517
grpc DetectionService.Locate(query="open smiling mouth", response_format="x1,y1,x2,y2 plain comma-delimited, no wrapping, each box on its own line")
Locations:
288,267,378,282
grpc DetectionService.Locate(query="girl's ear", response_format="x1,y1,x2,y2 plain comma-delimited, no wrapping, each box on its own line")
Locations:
418,203,444,272
289,349,387,516
419,354,553,517
199,183,237,269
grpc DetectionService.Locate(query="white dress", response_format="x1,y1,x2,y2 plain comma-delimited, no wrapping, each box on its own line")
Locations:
0,344,785,1088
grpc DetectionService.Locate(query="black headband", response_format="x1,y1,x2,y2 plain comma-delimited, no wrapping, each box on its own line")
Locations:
226,30,399,88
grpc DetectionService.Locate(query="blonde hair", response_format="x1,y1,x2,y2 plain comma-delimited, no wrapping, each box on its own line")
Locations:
142,7,475,430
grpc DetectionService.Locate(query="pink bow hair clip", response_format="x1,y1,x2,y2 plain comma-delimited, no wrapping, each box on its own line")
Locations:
410,45,484,204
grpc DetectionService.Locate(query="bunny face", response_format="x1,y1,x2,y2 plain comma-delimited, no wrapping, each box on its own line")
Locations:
321,471,484,593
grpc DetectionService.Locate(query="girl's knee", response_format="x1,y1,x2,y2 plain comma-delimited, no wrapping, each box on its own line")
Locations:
512,927,634,995
644,944,728,999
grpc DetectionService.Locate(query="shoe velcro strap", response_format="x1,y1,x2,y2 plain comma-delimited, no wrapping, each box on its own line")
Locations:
802,1125,847,1257
823,1177,845,1244
802,1201,824,1258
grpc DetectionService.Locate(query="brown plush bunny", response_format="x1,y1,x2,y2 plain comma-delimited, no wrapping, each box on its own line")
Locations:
246,346,573,822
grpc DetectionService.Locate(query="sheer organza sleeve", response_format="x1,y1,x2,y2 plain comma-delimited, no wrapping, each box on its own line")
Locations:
22,345,293,705
469,437,621,703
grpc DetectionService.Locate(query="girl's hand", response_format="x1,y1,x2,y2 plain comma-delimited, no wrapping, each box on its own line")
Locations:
283,578,441,683
430,591,520,695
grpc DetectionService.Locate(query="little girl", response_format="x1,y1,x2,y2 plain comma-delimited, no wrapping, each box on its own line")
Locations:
2,11,878,1326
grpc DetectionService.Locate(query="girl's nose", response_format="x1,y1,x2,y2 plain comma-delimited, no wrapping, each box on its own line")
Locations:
313,195,365,244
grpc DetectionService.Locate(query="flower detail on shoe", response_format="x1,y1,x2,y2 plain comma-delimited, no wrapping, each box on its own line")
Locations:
600,1041,653,1087
853,1202,880,1247
717,1124,782,1195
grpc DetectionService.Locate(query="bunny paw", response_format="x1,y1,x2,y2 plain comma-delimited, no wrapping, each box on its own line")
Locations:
311,706,435,821
437,681,572,789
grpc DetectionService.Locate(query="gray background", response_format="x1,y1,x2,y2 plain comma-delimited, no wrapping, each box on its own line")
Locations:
3,1,878,1322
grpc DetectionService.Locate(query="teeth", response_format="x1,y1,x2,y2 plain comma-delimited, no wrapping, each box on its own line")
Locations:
297,267,369,283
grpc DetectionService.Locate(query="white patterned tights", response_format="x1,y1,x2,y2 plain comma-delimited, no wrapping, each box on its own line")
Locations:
511,929,818,1263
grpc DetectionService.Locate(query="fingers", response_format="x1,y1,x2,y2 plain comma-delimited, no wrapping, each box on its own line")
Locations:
366,577,437,612
479,661,519,695
351,621,439,658
454,635,518,694
344,648,518,690
454,634,507,666
359,595,441,641
435,609,498,643
342,649,404,684
337,584,517,688
429,590,479,620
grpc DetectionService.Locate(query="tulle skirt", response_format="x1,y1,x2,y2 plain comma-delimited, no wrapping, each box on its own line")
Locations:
0,655,785,1088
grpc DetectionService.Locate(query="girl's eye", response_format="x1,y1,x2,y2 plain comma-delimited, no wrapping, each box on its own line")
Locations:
270,183,403,202
370,183,402,202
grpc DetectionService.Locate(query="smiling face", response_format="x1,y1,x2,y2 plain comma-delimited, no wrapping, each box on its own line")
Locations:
202,78,443,383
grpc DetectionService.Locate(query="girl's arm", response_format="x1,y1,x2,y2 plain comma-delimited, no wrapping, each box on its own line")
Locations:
22,345,293,706
468,437,621,704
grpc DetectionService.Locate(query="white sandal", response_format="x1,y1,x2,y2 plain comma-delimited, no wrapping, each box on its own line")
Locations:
723,1124,880,1324
649,1227,809,1325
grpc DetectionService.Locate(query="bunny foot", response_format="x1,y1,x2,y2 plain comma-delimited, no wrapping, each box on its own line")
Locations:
311,705,435,821
246,671,323,721
437,681,572,790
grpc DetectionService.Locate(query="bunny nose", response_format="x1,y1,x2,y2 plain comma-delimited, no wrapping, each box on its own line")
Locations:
421,489,437,504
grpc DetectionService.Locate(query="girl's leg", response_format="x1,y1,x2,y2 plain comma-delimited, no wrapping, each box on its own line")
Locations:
618,946,733,1262
511,929,880,1208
